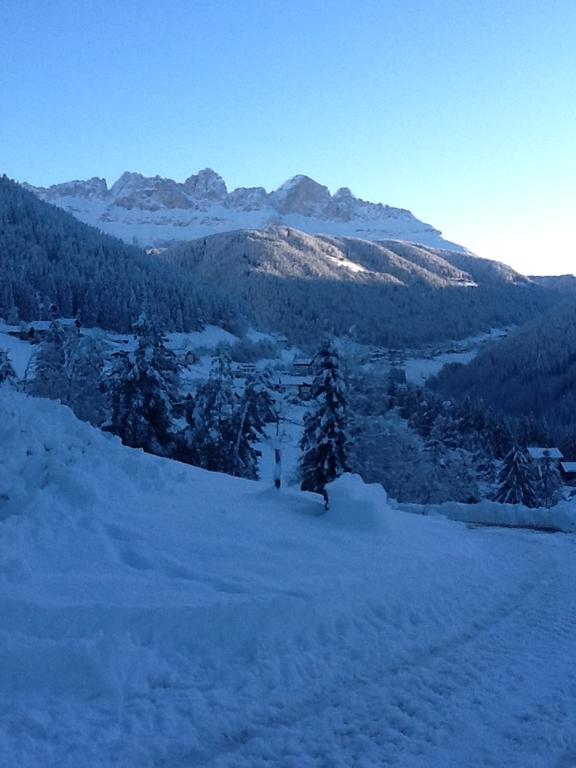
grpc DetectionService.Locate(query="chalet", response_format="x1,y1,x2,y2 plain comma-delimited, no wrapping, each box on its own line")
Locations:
231,362,257,378
276,375,313,400
368,349,387,363
7,325,46,343
560,462,576,482
293,358,315,375
526,447,563,464
388,349,404,364
6,319,80,344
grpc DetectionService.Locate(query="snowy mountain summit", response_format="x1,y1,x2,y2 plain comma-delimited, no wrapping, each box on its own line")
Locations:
26,170,464,250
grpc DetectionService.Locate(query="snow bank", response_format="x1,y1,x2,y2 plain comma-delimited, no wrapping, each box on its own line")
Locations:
325,473,388,530
399,498,576,533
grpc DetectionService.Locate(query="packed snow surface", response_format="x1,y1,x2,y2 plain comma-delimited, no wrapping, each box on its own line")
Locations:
2,389,576,766
0,323,35,378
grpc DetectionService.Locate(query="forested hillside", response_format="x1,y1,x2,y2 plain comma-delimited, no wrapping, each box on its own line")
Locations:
430,301,576,446
164,227,558,346
0,176,240,333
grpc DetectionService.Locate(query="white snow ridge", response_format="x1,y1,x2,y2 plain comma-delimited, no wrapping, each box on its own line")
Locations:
25,170,465,251
2,388,576,766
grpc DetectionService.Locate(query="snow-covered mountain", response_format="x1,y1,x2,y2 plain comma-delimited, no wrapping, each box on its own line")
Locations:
162,226,553,345
25,169,464,250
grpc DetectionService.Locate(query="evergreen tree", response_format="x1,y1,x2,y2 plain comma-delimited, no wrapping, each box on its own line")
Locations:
495,447,538,507
428,413,462,450
483,415,514,459
29,319,67,400
64,329,106,424
409,396,441,438
300,341,348,508
185,353,237,472
28,319,105,423
536,450,563,508
229,377,267,479
0,349,15,384
106,314,178,455
517,413,549,448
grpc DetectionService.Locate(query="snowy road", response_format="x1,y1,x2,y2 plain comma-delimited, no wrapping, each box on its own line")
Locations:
157,530,576,768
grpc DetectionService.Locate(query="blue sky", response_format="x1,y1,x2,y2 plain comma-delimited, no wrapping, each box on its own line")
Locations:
1,0,575,274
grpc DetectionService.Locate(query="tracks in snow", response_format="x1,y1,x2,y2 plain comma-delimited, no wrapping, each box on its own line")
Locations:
161,531,576,768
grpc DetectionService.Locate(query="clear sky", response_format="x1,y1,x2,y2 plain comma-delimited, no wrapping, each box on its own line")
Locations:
1,0,575,275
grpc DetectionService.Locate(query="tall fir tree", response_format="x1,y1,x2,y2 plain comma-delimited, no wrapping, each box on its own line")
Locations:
106,314,178,456
300,341,348,508
64,330,106,425
536,450,563,508
184,353,237,473
29,319,67,400
229,375,274,479
495,446,538,507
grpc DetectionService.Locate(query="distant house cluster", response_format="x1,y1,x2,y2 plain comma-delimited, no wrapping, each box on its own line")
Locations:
527,446,576,483
228,356,314,401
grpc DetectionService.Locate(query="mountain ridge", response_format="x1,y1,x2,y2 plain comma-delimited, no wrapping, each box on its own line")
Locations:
25,169,465,251
162,226,553,346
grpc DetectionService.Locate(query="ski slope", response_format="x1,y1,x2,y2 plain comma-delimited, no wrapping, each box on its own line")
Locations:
1,389,576,766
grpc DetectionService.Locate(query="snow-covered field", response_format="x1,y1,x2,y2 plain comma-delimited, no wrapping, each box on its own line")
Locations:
0,324,36,379
2,388,576,767
403,328,508,385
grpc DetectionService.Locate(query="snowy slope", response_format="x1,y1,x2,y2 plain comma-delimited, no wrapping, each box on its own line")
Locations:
2,389,576,766
161,227,548,346
25,170,464,251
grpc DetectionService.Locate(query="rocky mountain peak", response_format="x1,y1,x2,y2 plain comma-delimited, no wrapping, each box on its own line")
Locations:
225,186,268,210
183,168,227,201
24,168,461,252
109,171,148,199
269,175,333,216
29,177,109,200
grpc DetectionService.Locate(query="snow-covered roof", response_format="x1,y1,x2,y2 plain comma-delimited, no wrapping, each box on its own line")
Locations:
527,447,563,460
561,462,576,473
277,375,312,386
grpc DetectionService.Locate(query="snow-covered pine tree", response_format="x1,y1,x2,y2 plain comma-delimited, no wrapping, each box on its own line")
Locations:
483,415,514,460
106,314,178,456
27,319,105,423
229,375,274,479
28,319,67,400
300,341,348,508
536,450,563,508
0,349,15,384
495,446,538,507
184,353,237,473
64,330,106,425
428,413,463,451
409,396,442,438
